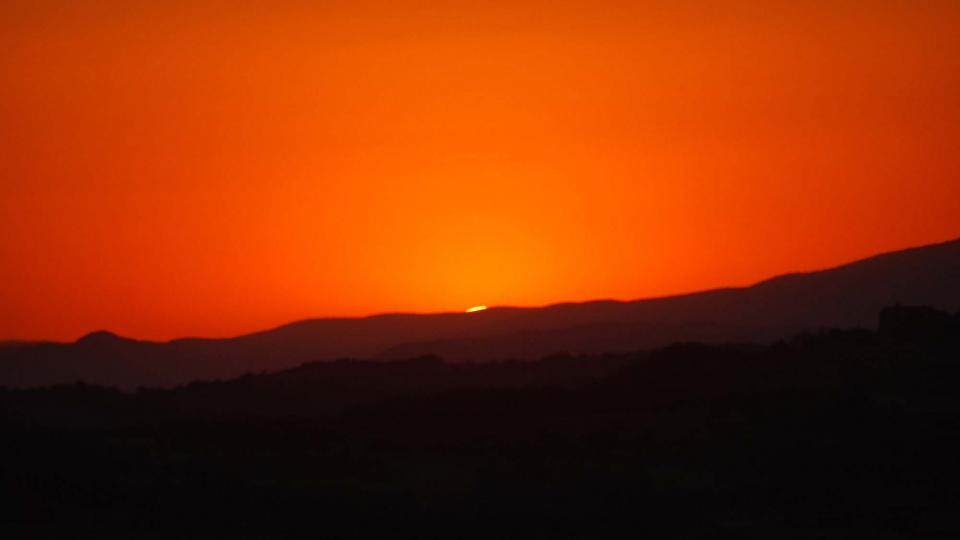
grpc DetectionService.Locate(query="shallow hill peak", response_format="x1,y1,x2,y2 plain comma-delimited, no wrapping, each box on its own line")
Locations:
76,330,126,346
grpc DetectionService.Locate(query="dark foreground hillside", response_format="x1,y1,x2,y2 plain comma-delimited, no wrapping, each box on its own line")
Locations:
2,306,959,538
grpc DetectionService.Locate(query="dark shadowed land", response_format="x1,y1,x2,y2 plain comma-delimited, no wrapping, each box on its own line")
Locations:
2,237,959,389
2,306,959,538
0,341,37,350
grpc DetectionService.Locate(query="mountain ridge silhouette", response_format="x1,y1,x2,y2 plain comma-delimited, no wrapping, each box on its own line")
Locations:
2,236,958,389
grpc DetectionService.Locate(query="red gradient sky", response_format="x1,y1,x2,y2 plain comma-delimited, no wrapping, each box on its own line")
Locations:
2,1,959,341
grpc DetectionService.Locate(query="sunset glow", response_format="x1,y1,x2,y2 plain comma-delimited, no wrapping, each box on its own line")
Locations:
466,306,488,313
2,1,959,341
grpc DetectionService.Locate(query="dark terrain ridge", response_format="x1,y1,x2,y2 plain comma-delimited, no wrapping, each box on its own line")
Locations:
2,236,958,388
2,305,959,538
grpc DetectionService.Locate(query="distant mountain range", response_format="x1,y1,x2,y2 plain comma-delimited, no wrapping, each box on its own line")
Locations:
2,237,958,389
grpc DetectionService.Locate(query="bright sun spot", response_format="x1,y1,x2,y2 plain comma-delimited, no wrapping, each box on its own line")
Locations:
465,305,488,313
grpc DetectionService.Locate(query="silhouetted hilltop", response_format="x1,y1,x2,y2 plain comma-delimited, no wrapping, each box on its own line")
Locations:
75,330,128,346
1,237,958,389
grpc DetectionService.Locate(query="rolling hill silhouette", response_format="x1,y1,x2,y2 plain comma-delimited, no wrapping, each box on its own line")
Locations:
2,237,958,389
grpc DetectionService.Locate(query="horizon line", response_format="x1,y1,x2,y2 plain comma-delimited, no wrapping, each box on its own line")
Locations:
4,234,958,345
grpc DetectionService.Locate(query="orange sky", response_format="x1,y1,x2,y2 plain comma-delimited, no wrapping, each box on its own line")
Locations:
2,0,959,341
